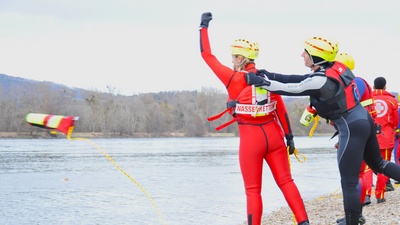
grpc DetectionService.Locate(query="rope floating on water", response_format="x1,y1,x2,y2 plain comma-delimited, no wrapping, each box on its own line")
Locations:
67,126,167,225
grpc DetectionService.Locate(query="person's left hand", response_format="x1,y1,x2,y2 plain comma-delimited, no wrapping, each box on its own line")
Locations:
200,12,212,28
285,134,295,155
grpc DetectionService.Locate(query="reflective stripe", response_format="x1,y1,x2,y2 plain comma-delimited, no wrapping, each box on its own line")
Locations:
26,113,64,128
251,85,256,104
46,116,64,128
26,113,48,125
361,98,374,107
255,87,268,103
235,102,277,116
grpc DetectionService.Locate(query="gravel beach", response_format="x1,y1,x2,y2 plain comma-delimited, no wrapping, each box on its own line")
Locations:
241,182,400,225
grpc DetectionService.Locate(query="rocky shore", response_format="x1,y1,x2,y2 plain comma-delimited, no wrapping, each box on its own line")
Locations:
244,183,400,225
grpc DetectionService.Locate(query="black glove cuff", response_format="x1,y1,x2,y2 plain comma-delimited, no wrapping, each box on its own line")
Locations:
285,133,293,140
200,21,209,28
257,69,275,79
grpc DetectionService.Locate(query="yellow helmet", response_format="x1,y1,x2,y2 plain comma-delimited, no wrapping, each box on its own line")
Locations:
230,39,259,59
304,36,338,64
335,53,355,71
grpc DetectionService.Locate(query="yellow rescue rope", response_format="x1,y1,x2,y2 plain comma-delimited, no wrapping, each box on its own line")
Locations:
315,176,400,201
315,186,342,200
293,148,306,163
286,147,296,225
309,115,321,138
67,126,167,225
287,146,306,225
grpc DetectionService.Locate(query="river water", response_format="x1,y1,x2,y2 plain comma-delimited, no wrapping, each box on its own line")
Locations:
0,136,341,225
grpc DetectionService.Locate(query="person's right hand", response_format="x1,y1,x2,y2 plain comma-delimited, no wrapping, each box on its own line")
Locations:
200,12,212,28
257,69,274,79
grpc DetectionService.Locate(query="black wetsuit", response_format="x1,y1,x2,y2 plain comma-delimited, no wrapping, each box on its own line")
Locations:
254,62,400,225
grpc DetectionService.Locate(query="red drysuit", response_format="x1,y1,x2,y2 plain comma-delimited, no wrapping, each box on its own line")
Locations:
365,89,399,199
200,27,308,225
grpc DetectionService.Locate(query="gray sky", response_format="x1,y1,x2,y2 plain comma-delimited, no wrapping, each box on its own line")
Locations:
0,0,399,95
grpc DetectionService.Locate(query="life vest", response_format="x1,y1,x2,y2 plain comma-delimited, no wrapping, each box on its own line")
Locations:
357,77,377,118
310,61,360,120
233,85,277,117
207,71,277,131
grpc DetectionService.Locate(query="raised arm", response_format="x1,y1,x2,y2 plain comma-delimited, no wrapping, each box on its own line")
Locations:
199,13,236,87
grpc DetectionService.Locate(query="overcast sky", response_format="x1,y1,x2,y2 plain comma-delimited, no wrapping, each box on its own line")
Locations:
0,0,399,95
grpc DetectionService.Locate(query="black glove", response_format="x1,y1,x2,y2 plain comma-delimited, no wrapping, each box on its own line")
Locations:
286,139,295,155
395,133,400,139
257,69,274,79
245,72,271,87
200,12,212,28
286,134,295,155
375,123,382,134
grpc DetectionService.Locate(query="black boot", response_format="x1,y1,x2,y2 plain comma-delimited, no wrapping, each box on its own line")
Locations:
336,214,366,224
362,195,371,206
386,179,395,191
298,221,309,225
377,198,386,204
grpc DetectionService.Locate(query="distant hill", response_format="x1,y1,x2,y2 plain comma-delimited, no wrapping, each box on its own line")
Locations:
0,73,85,99
0,73,40,89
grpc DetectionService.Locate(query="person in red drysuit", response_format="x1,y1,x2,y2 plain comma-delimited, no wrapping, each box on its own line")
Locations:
199,12,309,225
364,77,399,204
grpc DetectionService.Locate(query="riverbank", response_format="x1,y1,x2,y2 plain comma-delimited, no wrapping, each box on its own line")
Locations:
0,131,237,139
251,183,400,225
0,131,336,139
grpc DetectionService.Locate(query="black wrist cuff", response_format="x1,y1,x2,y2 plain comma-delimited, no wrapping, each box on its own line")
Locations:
285,133,293,140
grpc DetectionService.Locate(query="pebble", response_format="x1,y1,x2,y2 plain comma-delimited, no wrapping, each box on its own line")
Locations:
240,183,400,225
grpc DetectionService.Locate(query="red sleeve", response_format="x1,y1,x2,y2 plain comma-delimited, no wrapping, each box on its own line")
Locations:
274,94,293,137
200,28,236,87
392,99,399,128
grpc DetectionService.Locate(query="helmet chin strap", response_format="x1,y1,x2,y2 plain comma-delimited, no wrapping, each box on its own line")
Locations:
233,55,248,70
307,51,326,70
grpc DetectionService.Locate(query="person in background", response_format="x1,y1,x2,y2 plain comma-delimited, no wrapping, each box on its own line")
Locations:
363,77,399,204
395,94,400,169
386,97,399,190
395,96,400,184
199,12,309,225
245,36,400,225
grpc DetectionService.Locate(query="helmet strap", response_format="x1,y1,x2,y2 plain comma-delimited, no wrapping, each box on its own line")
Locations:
313,59,327,66
305,49,326,68
233,55,248,71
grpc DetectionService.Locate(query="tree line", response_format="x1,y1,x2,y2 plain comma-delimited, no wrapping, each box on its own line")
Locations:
0,81,336,137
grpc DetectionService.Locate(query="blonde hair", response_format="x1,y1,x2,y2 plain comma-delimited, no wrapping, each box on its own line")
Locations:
234,55,254,71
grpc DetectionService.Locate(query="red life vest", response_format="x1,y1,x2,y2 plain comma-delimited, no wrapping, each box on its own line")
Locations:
310,61,359,120
357,77,377,119
208,68,278,130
